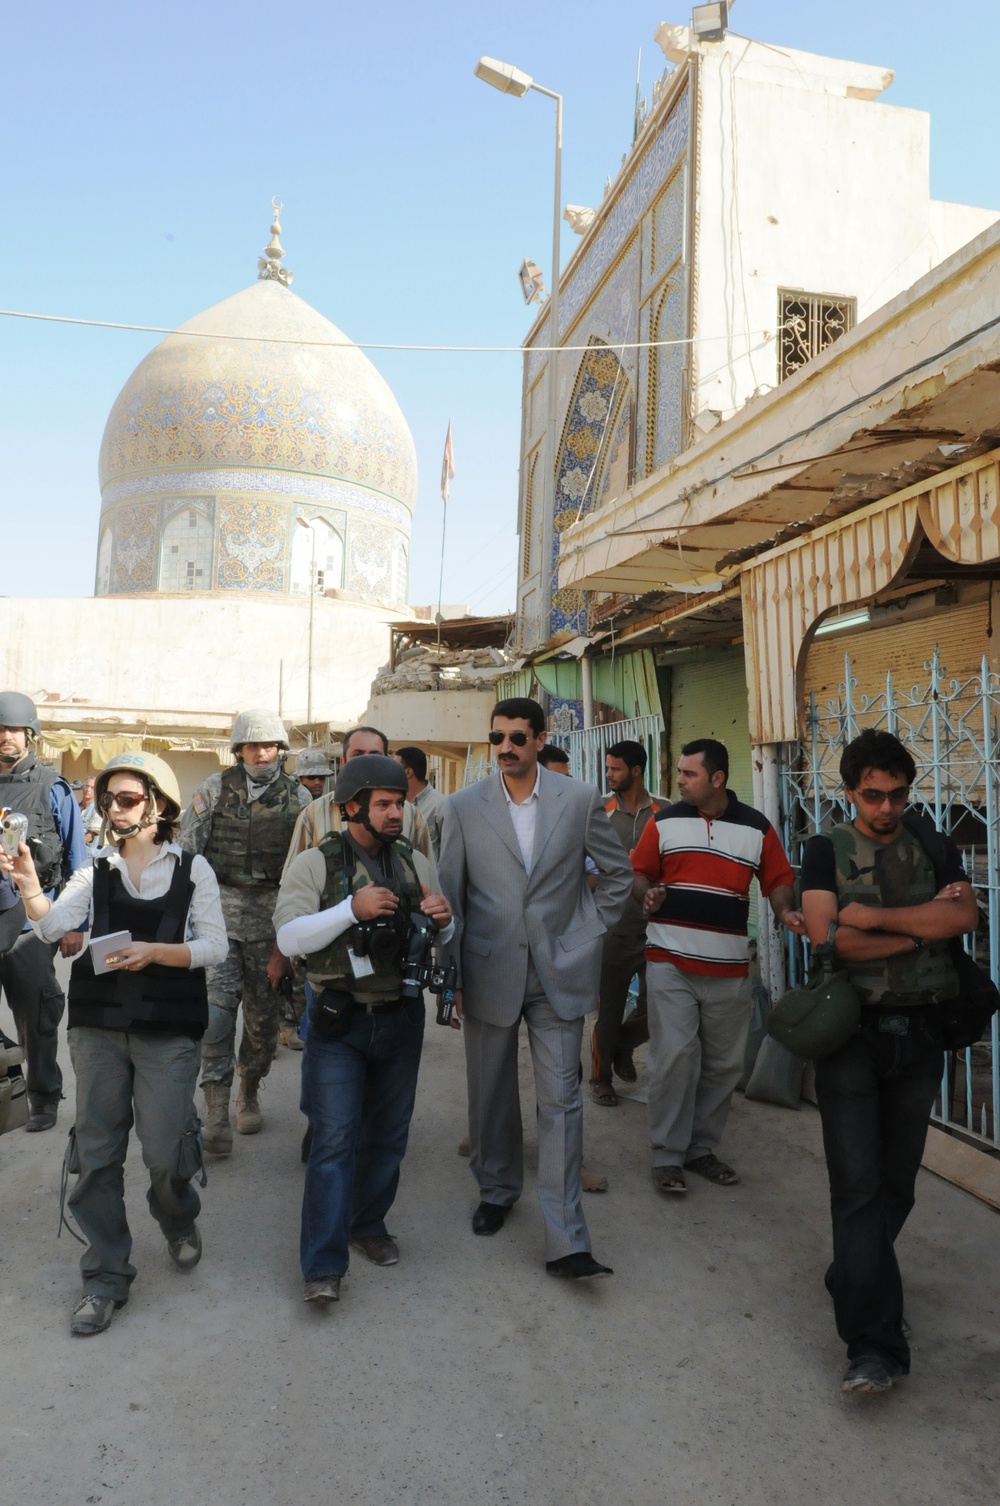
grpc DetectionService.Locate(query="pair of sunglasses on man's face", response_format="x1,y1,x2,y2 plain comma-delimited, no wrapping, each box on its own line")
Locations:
99,791,148,812
488,730,531,747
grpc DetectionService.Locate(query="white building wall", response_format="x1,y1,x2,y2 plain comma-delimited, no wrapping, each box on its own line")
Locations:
0,594,403,732
690,36,998,420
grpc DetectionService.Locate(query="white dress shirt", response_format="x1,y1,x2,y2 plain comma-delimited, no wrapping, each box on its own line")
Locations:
500,768,541,874
31,841,228,971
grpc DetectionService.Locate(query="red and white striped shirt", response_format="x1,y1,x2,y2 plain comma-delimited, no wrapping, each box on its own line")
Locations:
630,792,794,977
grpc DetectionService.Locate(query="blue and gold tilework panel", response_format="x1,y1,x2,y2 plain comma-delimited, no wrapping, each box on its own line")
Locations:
549,698,584,735
556,84,689,338
650,168,686,291
649,268,687,474
110,503,158,593
216,497,286,592
348,519,394,604
549,340,632,638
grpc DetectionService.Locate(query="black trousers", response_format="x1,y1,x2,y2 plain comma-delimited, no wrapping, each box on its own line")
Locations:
0,932,64,1106
590,928,649,1083
814,1008,943,1372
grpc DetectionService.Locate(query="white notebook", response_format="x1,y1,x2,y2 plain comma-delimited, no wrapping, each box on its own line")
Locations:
89,931,133,975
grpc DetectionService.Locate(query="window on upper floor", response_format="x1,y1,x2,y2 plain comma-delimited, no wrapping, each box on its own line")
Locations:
778,290,856,383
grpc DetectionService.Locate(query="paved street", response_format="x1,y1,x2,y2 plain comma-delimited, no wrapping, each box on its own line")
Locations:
2,982,999,1506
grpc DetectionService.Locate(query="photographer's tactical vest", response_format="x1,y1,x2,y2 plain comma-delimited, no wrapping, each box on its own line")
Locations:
0,753,66,891
68,851,208,1035
304,832,424,1006
204,765,301,887
829,822,959,1004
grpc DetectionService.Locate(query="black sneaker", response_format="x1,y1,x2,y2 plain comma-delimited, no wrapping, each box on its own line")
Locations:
546,1252,613,1280
841,1356,895,1394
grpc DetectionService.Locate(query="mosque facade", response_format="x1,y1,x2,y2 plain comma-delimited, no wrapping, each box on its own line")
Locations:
0,209,416,799
95,209,415,609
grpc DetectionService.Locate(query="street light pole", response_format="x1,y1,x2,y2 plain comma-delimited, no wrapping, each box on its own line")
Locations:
474,57,563,639
534,82,562,640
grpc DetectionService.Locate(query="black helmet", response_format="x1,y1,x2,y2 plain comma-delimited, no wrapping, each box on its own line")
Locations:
0,692,40,737
334,754,407,806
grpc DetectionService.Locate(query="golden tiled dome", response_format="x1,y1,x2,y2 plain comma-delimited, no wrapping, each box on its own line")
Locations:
99,279,416,507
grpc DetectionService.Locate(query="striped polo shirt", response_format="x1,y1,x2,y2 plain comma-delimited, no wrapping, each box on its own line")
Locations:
630,791,794,977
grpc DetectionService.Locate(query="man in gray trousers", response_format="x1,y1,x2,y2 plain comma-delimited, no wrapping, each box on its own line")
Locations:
438,698,632,1279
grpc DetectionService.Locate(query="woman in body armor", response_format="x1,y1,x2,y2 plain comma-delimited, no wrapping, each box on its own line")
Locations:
1,752,227,1336
274,754,454,1306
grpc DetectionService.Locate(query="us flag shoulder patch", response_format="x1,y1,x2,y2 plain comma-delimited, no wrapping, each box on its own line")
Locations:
192,791,208,815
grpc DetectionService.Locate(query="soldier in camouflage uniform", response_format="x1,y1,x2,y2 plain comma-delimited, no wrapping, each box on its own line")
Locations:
276,749,337,1053
180,711,311,1154
800,728,978,1396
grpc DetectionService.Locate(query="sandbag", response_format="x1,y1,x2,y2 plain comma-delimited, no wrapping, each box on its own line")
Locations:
737,982,770,1093
743,1034,804,1110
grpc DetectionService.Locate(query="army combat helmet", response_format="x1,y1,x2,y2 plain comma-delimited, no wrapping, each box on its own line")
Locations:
94,751,182,846
0,692,41,764
295,749,335,777
230,710,289,754
334,754,407,842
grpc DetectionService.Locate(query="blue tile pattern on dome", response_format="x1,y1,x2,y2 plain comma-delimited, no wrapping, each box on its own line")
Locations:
102,468,411,528
217,498,286,591
110,504,158,593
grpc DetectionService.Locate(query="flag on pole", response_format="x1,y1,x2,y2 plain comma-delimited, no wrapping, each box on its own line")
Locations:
440,420,455,505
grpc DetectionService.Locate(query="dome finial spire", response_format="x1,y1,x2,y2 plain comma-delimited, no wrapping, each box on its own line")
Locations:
257,197,293,287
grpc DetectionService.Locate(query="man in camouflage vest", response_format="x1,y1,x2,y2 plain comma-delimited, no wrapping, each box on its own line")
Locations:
274,755,453,1305
180,710,311,1153
800,728,977,1396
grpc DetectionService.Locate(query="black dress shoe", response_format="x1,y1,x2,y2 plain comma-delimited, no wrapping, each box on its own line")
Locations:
26,1103,58,1133
546,1252,614,1280
472,1201,506,1236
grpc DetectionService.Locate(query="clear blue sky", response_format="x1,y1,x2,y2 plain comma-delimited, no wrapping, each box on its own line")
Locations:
3,1,998,613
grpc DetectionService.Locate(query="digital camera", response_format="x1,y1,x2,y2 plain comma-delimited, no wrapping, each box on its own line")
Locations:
0,810,29,860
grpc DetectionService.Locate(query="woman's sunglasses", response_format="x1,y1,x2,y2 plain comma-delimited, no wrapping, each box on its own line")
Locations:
99,791,148,813
488,730,530,747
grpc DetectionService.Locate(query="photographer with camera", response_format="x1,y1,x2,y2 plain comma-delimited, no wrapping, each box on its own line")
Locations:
274,755,454,1306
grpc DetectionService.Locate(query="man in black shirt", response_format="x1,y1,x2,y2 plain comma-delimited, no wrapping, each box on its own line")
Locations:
800,728,977,1395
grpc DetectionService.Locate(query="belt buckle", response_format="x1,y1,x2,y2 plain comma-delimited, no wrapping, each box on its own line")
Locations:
879,1013,909,1036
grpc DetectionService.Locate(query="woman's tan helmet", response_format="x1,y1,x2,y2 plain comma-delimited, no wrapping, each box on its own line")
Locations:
94,752,183,844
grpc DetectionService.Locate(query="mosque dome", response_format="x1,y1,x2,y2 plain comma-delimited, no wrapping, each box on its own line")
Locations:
95,208,416,606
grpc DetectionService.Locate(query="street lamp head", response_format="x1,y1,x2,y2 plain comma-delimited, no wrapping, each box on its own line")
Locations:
474,56,533,97
518,258,547,305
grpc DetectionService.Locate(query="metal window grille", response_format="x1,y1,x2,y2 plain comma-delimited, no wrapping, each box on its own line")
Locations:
778,290,856,382
779,647,1000,1147
550,714,664,790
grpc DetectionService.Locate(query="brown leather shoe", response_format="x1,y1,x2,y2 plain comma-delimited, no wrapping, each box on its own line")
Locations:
303,1276,341,1303
350,1234,399,1266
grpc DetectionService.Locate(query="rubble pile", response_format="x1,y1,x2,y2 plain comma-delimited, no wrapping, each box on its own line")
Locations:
372,646,512,695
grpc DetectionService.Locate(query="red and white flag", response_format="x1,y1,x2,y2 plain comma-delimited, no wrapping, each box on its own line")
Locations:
440,420,455,505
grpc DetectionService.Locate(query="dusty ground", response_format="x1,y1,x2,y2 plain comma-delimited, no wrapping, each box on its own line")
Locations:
2,978,999,1506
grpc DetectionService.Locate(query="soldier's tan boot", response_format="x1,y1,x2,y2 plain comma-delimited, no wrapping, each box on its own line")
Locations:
235,1074,263,1135
202,1082,233,1157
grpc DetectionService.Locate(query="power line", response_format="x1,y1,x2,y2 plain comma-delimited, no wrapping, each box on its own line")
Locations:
0,305,769,357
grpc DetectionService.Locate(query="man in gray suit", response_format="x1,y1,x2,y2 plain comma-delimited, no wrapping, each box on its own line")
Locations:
438,698,632,1279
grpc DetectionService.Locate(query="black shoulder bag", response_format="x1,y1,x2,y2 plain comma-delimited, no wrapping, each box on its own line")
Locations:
902,813,999,1050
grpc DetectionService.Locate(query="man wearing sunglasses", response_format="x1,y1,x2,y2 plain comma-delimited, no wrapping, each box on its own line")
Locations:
800,728,978,1396
438,697,632,1280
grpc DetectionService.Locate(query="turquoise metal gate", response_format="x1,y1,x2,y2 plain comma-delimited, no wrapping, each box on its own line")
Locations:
780,648,1000,1147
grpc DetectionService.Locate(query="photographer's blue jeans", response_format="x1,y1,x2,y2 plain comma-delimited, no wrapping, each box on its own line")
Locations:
814,1011,943,1373
299,991,425,1281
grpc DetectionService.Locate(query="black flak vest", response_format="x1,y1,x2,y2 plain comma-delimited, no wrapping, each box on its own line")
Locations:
68,850,209,1036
